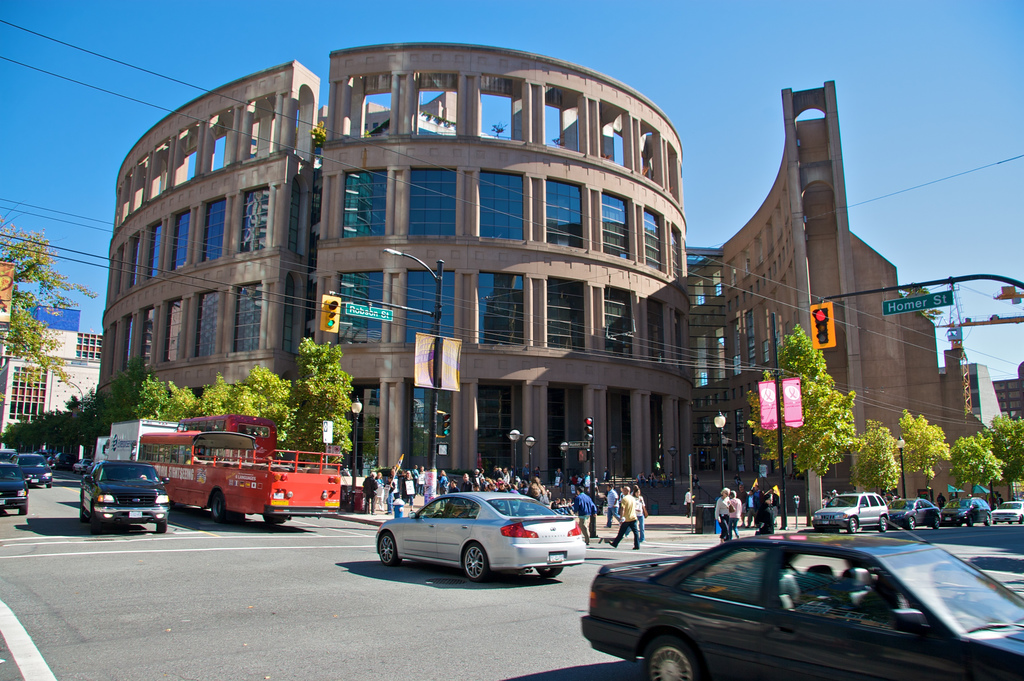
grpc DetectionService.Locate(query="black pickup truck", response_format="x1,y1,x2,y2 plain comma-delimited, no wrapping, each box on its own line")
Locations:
80,460,170,535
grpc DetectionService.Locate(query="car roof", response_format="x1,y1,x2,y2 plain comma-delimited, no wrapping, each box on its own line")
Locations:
0,462,20,468
434,492,543,502
95,460,151,466
741,533,937,558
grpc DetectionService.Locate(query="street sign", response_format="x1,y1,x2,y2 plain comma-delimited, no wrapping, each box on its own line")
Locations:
759,464,768,478
322,420,333,444
882,291,953,316
566,440,591,448
345,302,393,321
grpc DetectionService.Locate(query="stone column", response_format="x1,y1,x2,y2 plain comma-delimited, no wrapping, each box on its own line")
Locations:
223,193,239,255
217,287,234,355
180,294,195,359
390,73,402,135
630,389,645,476
224,106,240,167
390,167,410,236
281,95,297,152
459,168,479,237
576,94,591,156
262,279,280,352
271,93,284,152
269,181,286,250
521,81,534,144
461,380,479,472
522,276,534,348
338,77,353,136
238,103,254,163
187,205,202,265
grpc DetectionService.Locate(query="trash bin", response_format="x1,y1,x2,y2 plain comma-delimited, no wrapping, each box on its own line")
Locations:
695,504,717,534
649,501,659,516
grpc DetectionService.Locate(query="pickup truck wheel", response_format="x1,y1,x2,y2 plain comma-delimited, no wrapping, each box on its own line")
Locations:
89,505,104,535
209,491,228,523
18,502,28,516
644,634,700,681
154,520,168,534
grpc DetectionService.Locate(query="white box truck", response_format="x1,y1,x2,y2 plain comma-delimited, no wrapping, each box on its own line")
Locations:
102,420,178,461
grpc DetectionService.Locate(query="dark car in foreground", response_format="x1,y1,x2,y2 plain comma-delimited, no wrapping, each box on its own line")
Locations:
941,497,991,527
582,534,1024,681
13,453,53,488
0,462,29,515
887,497,941,530
79,461,170,535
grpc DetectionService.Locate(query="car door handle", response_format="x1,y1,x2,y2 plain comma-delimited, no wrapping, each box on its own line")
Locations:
775,625,796,634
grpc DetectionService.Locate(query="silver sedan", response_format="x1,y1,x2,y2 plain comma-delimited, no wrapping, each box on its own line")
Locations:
375,492,586,582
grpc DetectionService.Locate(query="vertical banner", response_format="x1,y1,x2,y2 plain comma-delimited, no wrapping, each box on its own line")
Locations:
413,333,435,388
759,381,778,430
0,261,14,331
440,337,462,391
413,333,462,391
423,469,437,506
782,377,804,428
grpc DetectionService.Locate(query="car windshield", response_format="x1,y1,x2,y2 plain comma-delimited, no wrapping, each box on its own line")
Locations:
997,502,1022,510
944,499,971,509
825,495,860,508
0,467,21,480
96,465,159,482
487,497,558,517
888,500,910,510
883,547,1024,633
17,455,46,466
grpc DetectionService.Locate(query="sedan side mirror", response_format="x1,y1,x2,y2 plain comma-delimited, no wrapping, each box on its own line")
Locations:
893,608,930,636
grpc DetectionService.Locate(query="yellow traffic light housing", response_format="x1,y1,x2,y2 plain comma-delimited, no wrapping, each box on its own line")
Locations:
810,301,837,350
320,294,341,333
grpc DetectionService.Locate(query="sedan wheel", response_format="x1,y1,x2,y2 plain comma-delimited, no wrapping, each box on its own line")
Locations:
932,515,940,530
644,635,700,681
984,514,991,527
462,542,491,582
878,516,887,533
966,515,974,527
1018,515,1023,525
846,517,859,534
536,567,563,579
377,531,402,567
906,515,916,531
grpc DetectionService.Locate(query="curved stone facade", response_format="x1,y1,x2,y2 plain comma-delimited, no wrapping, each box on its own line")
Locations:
103,44,691,476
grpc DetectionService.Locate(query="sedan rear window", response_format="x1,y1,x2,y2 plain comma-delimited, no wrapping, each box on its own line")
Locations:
16,455,46,466
487,497,557,517
0,466,22,480
678,546,768,606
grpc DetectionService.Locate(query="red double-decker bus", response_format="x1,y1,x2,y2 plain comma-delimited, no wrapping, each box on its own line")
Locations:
139,430,343,525
177,415,277,459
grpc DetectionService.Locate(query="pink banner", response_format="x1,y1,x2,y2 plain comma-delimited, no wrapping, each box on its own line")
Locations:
758,381,778,430
782,377,804,428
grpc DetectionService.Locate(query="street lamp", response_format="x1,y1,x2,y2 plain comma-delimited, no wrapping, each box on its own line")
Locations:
609,445,618,482
508,429,521,477
714,412,727,491
525,435,536,479
560,441,569,495
668,446,677,504
383,248,444,489
350,396,363,512
897,437,906,499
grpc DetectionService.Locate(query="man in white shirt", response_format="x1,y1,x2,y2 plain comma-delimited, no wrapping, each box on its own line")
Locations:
605,485,621,527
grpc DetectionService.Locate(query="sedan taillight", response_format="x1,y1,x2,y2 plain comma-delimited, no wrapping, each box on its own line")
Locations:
567,523,582,537
500,522,539,538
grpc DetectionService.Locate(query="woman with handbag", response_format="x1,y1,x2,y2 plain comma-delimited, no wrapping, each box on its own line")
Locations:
715,488,732,543
632,484,647,543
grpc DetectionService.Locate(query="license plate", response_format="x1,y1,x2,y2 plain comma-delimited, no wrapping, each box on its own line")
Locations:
0,499,5,505
29,479,39,483
129,511,143,518
548,552,565,564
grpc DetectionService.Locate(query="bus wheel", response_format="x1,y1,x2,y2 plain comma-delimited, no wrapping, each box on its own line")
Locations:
210,491,228,523
263,514,287,525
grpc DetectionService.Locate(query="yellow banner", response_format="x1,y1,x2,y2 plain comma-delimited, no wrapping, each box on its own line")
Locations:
414,333,461,391
0,261,14,326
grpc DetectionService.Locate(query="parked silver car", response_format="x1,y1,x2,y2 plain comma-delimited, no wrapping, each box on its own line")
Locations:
992,500,1024,524
813,492,889,533
376,492,586,582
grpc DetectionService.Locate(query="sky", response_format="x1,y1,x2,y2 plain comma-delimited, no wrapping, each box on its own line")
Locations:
0,0,1021,379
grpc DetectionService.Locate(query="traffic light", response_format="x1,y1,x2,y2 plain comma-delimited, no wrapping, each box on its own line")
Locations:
584,417,594,441
810,301,837,350
441,412,451,437
320,294,341,333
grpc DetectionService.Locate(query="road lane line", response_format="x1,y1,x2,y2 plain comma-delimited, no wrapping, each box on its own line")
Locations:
0,544,376,560
0,597,58,681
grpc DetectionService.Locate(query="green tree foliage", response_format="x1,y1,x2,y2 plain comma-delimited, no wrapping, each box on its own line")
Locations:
2,388,109,452
746,326,858,476
950,433,1003,488
0,219,96,380
850,421,900,492
104,359,169,422
897,410,949,483
987,415,1024,486
288,338,354,453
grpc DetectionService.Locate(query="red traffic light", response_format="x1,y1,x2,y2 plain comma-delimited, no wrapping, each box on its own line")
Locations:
813,308,827,322
585,417,593,426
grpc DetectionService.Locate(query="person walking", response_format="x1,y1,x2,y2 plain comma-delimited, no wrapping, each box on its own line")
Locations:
715,488,732,543
744,485,759,528
632,484,647,543
362,472,379,514
572,486,598,546
607,486,640,550
605,485,621,527
755,491,779,535
728,489,742,539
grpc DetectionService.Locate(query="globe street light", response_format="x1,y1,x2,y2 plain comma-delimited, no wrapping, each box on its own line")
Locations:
560,441,569,495
525,435,536,478
508,429,521,478
714,412,727,491
609,444,618,482
350,396,363,512
897,437,906,498
668,446,677,504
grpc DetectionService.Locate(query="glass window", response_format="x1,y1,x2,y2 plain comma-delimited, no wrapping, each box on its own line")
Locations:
672,226,683,279
141,307,154,364
418,498,449,519
288,178,301,253
233,285,262,352
479,172,523,240
477,385,513,470
547,278,584,351
203,199,226,261
647,299,664,361
602,194,629,258
147,223,161,278
405,270,454,343
445,497,480,519
546,180,582,248
282,276,297,354
128,234,140,287
343,171,387,237
240,188,268,252
678,546,768,606
487,497,558,517
121,315,132,369
604,287,632,356
409,169,456,236
643,210,662,269
195,292,219,357
479,272,523,345
164,299,181,362
746,310,756,363
338,272,385,344
172,211,189,270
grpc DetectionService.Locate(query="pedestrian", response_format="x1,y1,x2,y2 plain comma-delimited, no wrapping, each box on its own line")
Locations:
744,485,758,528
632,484,647,543
605,484,620,527
728,490,742,539
684,488,693,517
438,469,449,495
414,465,424,497
461,472,472,492
755,491,778,535
402,470,416,510
362,471,379,514
385,473,396,515
607,486,640,550
572,486,598,546
715,488,732,543
936,492,946,508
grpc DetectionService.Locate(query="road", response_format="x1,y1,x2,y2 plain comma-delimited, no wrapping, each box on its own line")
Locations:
0,472,1022,681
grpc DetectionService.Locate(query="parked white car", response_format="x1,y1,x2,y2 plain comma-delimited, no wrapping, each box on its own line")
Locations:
992,500,1024,524
72,459,93,474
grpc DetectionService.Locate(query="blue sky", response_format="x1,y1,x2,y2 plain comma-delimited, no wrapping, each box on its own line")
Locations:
0,1,1021,379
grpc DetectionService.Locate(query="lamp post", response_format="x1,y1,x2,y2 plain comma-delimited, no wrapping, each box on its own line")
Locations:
509,429,521,477
609,445,618,483
559,441,569,494
668,446,677,504
350,396,363,512
525,436,536,479
383,248,444,488
714,412,726,491
897,437,906,499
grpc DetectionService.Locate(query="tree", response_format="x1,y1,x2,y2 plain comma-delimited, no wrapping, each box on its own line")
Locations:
988,415,1024,491
850,421,900,493
287,338,354,453
0,219,95,380
950,433,1003,490
104,359,170,422
897,410,949,489
746,326,858,476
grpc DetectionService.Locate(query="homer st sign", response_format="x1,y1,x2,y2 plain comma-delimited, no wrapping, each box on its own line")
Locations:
882,291,954,316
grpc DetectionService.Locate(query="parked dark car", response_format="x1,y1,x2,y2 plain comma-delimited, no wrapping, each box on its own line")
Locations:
582,535,1024,681
0,449,18,463
12,453,53,488
54,452,77,471
887,497,941,530
940,497,992,527
0,462,29,515
79,460,170,535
